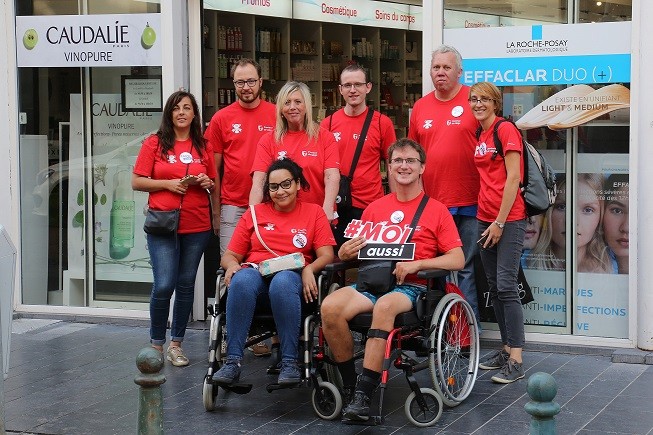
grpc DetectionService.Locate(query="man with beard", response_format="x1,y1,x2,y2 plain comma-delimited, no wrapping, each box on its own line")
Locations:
408,45,481,325
205,58,276,357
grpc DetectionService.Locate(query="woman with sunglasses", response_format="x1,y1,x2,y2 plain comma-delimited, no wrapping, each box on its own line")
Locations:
214,158,335,386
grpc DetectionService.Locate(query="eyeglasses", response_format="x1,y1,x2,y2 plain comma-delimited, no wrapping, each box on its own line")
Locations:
268,178,295,192
340,82,368,90
389,157,422,166
233,79,259,88
468,96,494,104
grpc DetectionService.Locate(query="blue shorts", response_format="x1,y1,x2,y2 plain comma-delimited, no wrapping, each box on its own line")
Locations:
352,283,427,308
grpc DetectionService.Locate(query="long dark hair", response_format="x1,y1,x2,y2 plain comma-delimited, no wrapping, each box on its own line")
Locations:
156,90,205,158
262,158,310,202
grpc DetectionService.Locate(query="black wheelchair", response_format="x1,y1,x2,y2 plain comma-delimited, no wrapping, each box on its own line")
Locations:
202,267,343,418
310,262,480,427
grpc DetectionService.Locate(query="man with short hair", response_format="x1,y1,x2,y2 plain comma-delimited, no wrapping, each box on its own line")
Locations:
322,64,396,247
321,138,464,422
408,44,482,324
204,58,276,356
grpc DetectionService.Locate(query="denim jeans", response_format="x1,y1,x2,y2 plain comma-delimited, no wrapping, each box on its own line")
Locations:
148,230,212,345
451,214,481,326
478,219,526,349
225,268,303,363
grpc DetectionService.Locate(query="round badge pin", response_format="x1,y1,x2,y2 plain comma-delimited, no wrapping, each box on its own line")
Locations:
293,233,308,248
451,105,464,117
179,152,193,164
390,210,404,224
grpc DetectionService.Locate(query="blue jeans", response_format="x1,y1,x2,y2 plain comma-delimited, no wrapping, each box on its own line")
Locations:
148,230,212,345
451,215,481,326
478,219,526,348
226,268,303,363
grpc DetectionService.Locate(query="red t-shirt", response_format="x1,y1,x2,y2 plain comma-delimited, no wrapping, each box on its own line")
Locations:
408,86,480,207
321,108,396,209
228,201,336,264
251,128,340,207
204,100,276,207
474,118,526,222
134,135,217,234
361,192,462,286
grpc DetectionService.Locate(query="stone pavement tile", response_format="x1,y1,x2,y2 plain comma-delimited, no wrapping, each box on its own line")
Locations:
469,418,530,434
577,430,634,435
555,408,599,434
442,403,510,433
583,410,653,434
560,394,614,417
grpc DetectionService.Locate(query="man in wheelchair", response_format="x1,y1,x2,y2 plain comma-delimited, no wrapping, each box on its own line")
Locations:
321,138,465,422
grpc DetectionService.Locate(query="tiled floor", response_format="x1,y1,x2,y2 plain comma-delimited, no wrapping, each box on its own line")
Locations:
3,318,653,434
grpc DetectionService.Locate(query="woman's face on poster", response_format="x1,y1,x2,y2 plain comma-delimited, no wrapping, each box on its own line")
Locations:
577,178,602,249
550,195,566,251
523,215,543,250
603,185,629,258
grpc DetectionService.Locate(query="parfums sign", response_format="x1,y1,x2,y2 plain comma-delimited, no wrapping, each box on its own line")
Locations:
16,13,162,67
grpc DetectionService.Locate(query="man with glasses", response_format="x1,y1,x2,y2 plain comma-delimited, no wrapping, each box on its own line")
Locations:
408,44,482,326
205,58,276,357
322,64,396,247
321,138,464,422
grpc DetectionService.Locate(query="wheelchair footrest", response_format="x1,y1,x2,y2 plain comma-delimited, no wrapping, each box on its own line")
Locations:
266,381,301,393
213,380,253,394
342,415,382,426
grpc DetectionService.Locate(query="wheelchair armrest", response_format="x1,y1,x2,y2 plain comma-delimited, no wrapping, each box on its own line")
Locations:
417,269,450,279
323,259,360,273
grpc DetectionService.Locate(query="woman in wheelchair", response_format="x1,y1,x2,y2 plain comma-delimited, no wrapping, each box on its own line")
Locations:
213,158,335,386
321,139,465,422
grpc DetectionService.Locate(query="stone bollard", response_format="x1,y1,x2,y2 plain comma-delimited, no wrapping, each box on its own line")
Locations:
524,372,561,435
135,347,166,435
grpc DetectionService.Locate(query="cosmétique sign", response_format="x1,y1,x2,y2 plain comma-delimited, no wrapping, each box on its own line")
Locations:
16,13,162,67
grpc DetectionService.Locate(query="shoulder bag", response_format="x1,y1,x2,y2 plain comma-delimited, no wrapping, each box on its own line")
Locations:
356,194,430,295
250,205,306,277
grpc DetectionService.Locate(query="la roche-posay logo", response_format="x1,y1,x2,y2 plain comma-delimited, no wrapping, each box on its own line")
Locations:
505,25,569,54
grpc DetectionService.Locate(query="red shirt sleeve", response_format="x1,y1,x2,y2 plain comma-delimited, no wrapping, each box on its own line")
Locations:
250,132,275,174
133,135,159,177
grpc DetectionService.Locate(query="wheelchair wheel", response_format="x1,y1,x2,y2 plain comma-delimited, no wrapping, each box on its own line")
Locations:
429,293,479,407
311,381,342,420
202,376,218,411
404,388,443,427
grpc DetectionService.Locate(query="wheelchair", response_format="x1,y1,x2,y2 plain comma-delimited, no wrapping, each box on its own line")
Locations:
202,267,343,418
311,261,480,427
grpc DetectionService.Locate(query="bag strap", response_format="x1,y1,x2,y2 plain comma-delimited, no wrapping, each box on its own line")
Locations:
250,204,279,257
347,108,375,180
405,194,430,244
177,142,193,209
491,118,526,189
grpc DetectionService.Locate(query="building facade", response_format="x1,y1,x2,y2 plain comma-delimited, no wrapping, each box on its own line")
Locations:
1,0,650,351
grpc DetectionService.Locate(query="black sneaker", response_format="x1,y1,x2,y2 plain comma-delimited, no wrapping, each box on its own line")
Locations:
212,358,242,384
479,349,510,370
342,391,370,422
278,360,301,385
341,385,355,410
491,359,525,384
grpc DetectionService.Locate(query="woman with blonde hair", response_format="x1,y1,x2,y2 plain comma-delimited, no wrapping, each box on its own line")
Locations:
249,81,340,222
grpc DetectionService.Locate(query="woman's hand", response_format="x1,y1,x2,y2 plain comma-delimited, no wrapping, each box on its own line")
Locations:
301,266,318,303
197,172,215,191
224,264,242,287
167,179,188,195
480,224,504,249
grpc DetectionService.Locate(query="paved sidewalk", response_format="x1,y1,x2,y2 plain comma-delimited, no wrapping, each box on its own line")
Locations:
3,318,653,434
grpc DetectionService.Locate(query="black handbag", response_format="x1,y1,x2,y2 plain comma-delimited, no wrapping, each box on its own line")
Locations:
143,208,180,236
335,108,375,212
356,195,430,295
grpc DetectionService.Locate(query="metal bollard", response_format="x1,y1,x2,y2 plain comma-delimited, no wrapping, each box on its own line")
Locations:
524,372,561,435
135,347,166,434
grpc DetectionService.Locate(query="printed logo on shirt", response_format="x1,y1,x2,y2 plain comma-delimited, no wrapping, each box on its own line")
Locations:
231,123,242,134
423,120,433,129
333,132,341,142
475,141,490,157
446,119,462,126
264,223,275,231
293,233,308,248
258,124,274,132
277,151,288,160
301,150,318,157
167,155,177,164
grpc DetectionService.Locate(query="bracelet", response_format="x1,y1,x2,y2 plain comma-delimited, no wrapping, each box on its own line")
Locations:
494,220,505,229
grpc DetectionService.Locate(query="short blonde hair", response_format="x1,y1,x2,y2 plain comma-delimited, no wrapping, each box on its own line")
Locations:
469,81,503,116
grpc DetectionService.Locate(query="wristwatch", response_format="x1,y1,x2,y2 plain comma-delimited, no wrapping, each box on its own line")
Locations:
494,221,505,229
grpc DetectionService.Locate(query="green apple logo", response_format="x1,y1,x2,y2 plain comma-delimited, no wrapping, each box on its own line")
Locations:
141,23,156,49
23,29,38,50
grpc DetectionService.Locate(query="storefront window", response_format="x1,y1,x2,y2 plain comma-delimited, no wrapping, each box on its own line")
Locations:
16,0,161,308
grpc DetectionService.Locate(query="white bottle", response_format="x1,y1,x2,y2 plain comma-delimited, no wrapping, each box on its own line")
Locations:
110,165,135,259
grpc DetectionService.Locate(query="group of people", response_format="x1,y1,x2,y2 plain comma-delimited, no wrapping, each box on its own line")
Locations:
132,44,535,422
522,173,629,274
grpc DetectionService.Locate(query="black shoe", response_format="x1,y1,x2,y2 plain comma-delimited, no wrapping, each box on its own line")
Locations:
341,386,355,410
342,391,370,422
